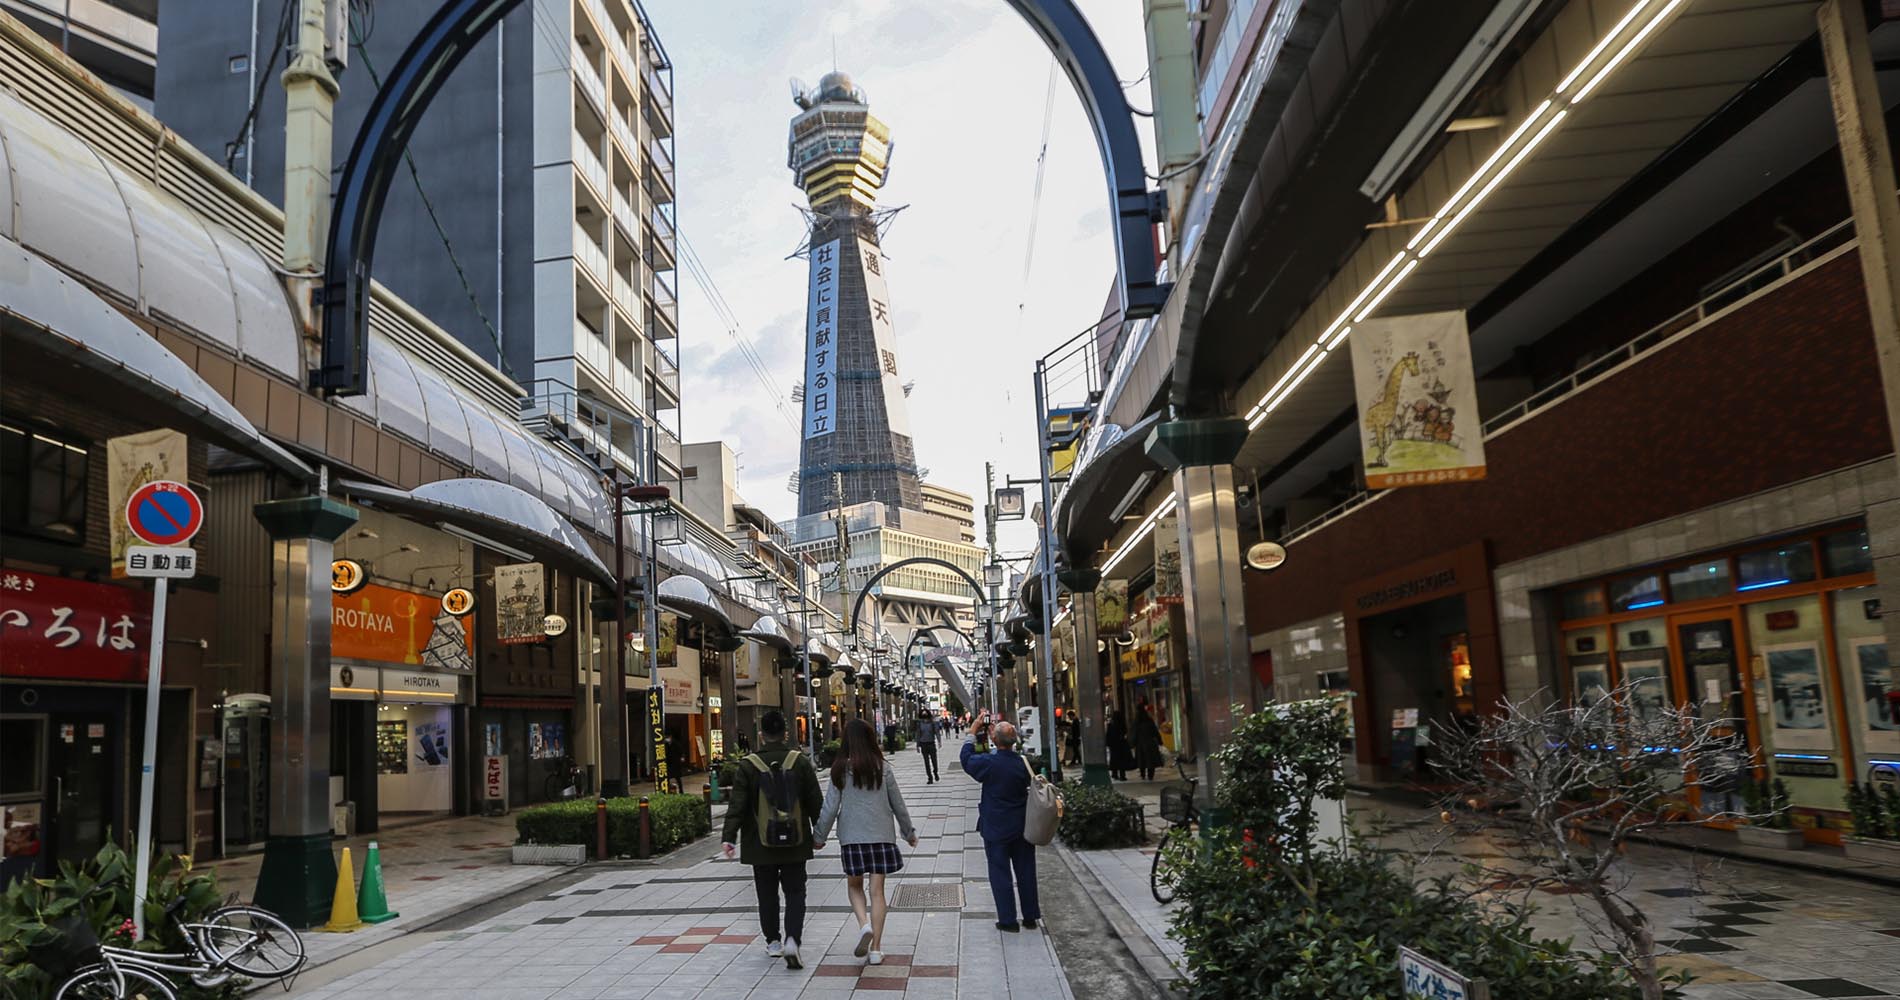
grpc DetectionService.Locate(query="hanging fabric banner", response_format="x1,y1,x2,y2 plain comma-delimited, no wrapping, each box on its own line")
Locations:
1096,579,1129,632
1154,515,1183,606
493,563,545,645
107,429,187,578
1348,310,1487,488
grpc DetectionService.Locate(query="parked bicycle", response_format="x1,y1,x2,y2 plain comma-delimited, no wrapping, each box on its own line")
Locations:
53,892,305,999
1149,755,1200,904
543,755,586,801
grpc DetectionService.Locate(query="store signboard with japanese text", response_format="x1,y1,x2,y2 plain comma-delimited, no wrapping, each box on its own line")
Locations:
803,238,843,440
332,583,473,668
0,569,150,682
1349,311,1487,489
854,237,912,438
494,563,546,645
107,429,186,578
1154,515,1182,606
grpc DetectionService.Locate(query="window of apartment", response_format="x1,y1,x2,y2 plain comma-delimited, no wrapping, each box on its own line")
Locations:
1820,526,1873,577
0,421,90,545
1666,559,1731,604
681,466,698,480
1736,542,1816,591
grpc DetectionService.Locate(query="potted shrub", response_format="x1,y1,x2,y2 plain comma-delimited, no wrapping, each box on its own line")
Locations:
1844,781,1900,865
1736,778,1804,850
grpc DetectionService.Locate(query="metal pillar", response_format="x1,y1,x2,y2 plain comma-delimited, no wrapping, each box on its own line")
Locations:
1820,0,1900,661
719,648,738,758
1061,572,1109,786
251,494,357,928
603,480,628,797
1032,363,1063,776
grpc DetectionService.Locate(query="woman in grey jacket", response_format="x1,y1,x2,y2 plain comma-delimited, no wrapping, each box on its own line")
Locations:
814,718,917,966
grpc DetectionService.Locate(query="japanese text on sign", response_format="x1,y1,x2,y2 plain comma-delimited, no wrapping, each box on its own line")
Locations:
1,569,151,682
803,238,842,439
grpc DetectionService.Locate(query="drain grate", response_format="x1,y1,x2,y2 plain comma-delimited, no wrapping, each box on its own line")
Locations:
893,883,964,910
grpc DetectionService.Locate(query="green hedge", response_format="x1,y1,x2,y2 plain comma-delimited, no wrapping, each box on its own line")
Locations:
1058,784,1146,850
514,793,711,859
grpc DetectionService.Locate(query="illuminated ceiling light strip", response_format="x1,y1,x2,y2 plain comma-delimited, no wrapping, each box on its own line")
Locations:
1248,342,1323,420
1102,495,1178,575
1260,344,1334,417
1571,0,1683,101
1557,0,1658,94
1353,258,1423,322
1321,252,1408,342
1324,323,1353,351
1417,110,1567,259
1408,99,1553,252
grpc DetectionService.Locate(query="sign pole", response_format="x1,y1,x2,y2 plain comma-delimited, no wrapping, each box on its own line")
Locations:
131,575,169,940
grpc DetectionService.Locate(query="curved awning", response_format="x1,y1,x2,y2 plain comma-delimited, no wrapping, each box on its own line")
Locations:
739,614,796,652
1053,413,1164,565
804,638,834,668
657,574,734,631
339,477,610,586
0,238,312,481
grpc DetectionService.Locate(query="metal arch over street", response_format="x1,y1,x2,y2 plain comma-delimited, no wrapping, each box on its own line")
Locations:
313,0,1169,396
846,557,989,641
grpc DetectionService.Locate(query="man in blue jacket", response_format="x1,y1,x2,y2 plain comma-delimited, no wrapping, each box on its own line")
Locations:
960,713,1041,932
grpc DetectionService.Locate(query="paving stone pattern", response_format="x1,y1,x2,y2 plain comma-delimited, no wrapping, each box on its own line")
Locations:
283,747,1074,999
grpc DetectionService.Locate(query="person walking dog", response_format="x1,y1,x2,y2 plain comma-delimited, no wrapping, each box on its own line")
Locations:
961,713,1042,932
721,710,823,969
914,708,941,783
814,718,917,966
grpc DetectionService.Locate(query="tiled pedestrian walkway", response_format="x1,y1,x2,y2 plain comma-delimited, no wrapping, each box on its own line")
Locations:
1076,784,1900,1000
284,744,1076,999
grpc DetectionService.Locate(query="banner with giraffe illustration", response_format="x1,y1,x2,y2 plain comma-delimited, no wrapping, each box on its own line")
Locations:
1348,310,1486,489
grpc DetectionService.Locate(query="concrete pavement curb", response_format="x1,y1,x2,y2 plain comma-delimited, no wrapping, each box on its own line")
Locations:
1053,842,1179,993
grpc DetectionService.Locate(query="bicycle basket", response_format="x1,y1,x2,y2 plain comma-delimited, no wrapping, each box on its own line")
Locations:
28,913,102,980
1159,784,1195,824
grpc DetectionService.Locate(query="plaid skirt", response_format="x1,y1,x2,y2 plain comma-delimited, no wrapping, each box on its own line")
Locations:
841,841,905,876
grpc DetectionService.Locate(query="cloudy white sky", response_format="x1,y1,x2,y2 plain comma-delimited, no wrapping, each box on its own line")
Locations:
649,0,1154,556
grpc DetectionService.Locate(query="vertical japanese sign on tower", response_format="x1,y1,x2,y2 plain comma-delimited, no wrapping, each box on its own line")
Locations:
855,238,913,437
803,238,843,440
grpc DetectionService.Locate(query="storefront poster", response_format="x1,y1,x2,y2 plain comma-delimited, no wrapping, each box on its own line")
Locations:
1765,643,1834,751
661,643,701,714
375,720,409,774
3,803,42,859
333,583,473,666
1572,661,1610,709
107,429,186,578
1096,580,1128,633
1154,516,1183,606
1621,656,1670,722
1,569,150,682
1348,310,1487,489
421,612,475,672
414,721,450,767
494,563,546,645
656,613,678,671
483,722,504,758
528,721,566,760
1853,638,1900,754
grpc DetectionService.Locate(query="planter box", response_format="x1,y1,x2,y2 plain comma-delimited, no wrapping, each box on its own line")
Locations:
1843,836,1900,867
511,843,586,866
1735,826,1805,850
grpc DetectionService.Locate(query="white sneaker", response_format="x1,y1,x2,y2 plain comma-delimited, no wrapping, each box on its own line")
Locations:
766,939,784,958
868,950,884,965
853,923,874,958
783,938,802,970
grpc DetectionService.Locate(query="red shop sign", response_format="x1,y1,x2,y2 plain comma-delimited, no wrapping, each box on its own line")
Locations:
0,569,152,683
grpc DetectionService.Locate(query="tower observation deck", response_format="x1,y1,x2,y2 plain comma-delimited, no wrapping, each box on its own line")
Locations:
791,72,921,518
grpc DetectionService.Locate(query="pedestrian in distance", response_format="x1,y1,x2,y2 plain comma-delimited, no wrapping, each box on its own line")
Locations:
960,712,1042,932
721,710,824,970
1133,703,1163,781
813,718,917,966
1106,712,1133,781
914,708,941,783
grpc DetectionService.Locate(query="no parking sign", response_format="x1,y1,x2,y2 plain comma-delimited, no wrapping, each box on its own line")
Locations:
125,481,202,579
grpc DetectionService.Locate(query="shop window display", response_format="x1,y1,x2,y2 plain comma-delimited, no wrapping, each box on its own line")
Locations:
1565,627,1611,708
1614,619,1671,722
1609,573,1662,612
1744,595,1845,813
1667,560,1731,604
1737,543,1816,590
1832,586,1899,765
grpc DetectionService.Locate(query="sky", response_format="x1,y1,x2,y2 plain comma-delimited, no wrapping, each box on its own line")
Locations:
648,0,1155,558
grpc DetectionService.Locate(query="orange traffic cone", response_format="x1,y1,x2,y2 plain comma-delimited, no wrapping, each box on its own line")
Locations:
323,847,364,933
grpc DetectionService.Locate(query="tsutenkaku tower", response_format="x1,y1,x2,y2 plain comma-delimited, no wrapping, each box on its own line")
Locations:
791,71,921,518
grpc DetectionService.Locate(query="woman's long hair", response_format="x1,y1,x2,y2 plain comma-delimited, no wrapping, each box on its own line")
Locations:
830,718,885,790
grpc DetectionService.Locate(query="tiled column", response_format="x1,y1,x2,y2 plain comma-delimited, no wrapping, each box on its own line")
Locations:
1059,569,1110,786
252,494,358,928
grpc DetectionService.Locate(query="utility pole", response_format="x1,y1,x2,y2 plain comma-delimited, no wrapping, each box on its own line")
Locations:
833,472,853,723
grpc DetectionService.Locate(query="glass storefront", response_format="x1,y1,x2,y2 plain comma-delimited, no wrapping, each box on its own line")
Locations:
1553,522,1887,836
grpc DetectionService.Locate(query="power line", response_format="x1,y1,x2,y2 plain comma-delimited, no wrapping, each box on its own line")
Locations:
675,231,800,432
1010,60,1060,343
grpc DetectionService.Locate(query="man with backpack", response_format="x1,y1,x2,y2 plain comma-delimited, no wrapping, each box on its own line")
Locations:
913,708,941,783
721,710,823,968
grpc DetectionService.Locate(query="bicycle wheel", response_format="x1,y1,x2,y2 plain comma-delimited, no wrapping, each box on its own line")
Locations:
55,964,179,1000
195,906,306,980
1150,826,1182,905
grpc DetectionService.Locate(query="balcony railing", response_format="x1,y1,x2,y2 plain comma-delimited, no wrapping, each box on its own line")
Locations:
612,189,638,242
646,136,674,187
571,131,607,199
572,220,609,286
572,42,605,117
647,205,676,269
608,28,637,80
575,319,612,381
652,343,679,400
612,270,639,320
609,111,638,160
643,60,672,117
612,354,638,403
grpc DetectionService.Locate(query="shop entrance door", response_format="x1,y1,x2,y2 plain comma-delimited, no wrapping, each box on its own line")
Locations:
1670,611,1753,816
47,713,114,865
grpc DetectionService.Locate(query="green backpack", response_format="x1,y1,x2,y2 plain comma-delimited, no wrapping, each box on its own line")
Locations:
746,751,805,848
